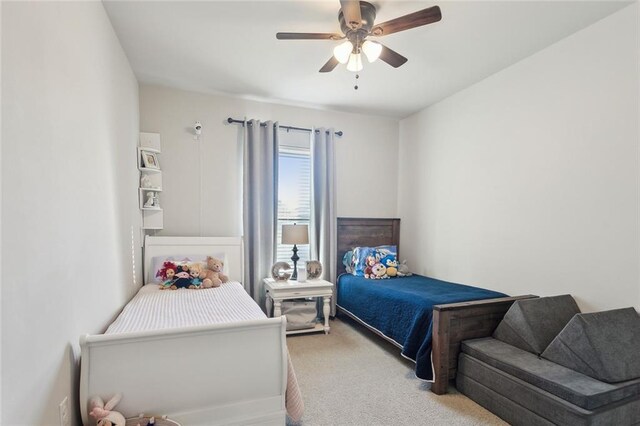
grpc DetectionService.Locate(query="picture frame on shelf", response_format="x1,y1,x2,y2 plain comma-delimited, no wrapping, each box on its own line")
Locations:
141,151,160,169
306,261,322,279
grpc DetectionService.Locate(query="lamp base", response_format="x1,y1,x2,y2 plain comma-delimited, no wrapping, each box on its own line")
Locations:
290,245,299,281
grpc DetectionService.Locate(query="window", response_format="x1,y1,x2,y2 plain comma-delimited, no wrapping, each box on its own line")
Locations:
276,133,311,265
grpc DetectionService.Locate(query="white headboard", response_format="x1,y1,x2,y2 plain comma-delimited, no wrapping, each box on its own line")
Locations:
144,236,244,284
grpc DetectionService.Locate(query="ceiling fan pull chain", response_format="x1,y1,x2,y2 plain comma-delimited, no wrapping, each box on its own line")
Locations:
354,73,359,90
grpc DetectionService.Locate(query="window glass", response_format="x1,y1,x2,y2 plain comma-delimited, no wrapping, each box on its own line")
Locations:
277,132,311,265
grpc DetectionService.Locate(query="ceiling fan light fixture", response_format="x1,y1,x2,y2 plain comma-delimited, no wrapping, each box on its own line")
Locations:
346,53,363,72
333,41,353,64
362,40,382,62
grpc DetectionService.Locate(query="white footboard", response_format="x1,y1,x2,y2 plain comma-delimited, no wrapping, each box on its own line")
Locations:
80,317,287,426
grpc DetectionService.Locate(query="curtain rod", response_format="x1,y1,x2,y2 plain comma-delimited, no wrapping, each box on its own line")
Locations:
226,117,343,137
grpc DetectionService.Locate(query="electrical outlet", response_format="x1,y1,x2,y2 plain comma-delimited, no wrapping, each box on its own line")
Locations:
58,396,70,426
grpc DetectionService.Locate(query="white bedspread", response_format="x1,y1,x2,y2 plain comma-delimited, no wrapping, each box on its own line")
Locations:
106,282,266,333
105,282,304,421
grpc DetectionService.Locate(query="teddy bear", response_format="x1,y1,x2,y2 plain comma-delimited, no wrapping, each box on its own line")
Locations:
199,256,228,288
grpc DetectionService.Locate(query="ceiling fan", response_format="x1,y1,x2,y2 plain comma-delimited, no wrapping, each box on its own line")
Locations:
276,0,442,74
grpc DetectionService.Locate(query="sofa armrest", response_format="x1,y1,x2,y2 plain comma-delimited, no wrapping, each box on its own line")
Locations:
431,295,538,395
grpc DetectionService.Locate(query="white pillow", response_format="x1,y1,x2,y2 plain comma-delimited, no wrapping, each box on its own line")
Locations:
148,253,227,284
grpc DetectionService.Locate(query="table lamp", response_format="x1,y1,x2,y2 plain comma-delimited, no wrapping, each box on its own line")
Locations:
282,223,309,281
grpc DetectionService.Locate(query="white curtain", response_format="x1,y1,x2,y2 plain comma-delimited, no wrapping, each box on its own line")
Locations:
310,128,337,315
243,119,278,309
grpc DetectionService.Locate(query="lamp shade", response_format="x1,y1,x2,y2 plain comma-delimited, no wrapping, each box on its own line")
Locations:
362,40,382,63
333,41,353,64
346,53,363,72
282,224,309,245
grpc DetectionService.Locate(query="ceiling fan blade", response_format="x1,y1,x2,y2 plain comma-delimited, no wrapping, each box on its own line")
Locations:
276,32,342,40
371,6,442,36
340,0,362,29
319,56,340,73
378,44,408,68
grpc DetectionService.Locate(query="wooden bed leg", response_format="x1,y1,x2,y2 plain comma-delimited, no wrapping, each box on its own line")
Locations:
431,310,451,395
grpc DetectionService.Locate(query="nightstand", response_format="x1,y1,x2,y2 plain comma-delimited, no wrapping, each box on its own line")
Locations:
263,278,333,335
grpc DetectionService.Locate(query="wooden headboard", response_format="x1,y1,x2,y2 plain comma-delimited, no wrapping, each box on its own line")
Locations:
336,217,400,280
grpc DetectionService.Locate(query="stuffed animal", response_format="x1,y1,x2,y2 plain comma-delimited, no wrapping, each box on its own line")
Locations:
89,394,125,426
380,256,398,277
157,261,178,290
189,263,204,288
364,255,377,279
172,265,192,289
397,260,412,277
371,263,388,279
200,256,228,288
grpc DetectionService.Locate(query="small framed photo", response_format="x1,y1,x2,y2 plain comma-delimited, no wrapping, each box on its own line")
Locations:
306,260,322,279
141,151,160,169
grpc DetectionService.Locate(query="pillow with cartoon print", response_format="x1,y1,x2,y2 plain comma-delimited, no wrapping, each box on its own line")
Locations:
351,246,397,279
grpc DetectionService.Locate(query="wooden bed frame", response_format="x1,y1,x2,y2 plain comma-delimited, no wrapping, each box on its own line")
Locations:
79,236,288,426
335,217,536,395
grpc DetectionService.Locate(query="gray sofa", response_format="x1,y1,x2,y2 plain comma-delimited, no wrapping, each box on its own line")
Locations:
456,295,640,425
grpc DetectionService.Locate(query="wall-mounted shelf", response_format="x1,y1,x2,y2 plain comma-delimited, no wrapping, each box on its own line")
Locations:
139,132,162,151
139,132,163,231
139,167,162,174
139,147,161,154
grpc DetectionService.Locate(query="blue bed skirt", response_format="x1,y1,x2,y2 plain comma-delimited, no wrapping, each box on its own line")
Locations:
336,274,507,381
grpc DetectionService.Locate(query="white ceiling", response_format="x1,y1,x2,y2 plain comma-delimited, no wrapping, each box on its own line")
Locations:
103,0,631,118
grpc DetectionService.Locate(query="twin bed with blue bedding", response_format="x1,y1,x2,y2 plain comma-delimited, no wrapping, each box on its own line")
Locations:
335,217,529,394
337,274,507,381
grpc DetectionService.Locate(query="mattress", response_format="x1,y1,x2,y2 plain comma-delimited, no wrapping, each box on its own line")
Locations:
106,282,266,334
106,282,304,421
337,273,507,381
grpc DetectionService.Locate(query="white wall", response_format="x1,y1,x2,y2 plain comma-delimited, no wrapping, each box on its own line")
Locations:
398,4,639,312
139,85,400,237
1,2,141,425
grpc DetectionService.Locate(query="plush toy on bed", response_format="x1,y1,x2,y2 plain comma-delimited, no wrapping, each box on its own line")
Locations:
371,262,389,279
89,393,125,426
188,263,204,288
363,256,377,279
199,256,228,288
171,263,192,289
157,261,178,290
380,255,398,277
397,260,413,277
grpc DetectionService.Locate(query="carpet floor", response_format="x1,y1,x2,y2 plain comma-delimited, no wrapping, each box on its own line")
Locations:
286,316,507,426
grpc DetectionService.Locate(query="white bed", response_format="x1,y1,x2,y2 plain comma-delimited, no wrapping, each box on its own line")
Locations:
79,236,302,426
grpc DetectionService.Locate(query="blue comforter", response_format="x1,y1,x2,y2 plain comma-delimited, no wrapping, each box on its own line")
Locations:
337,274,507,380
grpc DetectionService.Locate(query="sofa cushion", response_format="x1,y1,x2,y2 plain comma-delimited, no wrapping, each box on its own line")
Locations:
461,337,640,410
458,354,640,426
542,308,640,384
493,294,580,355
